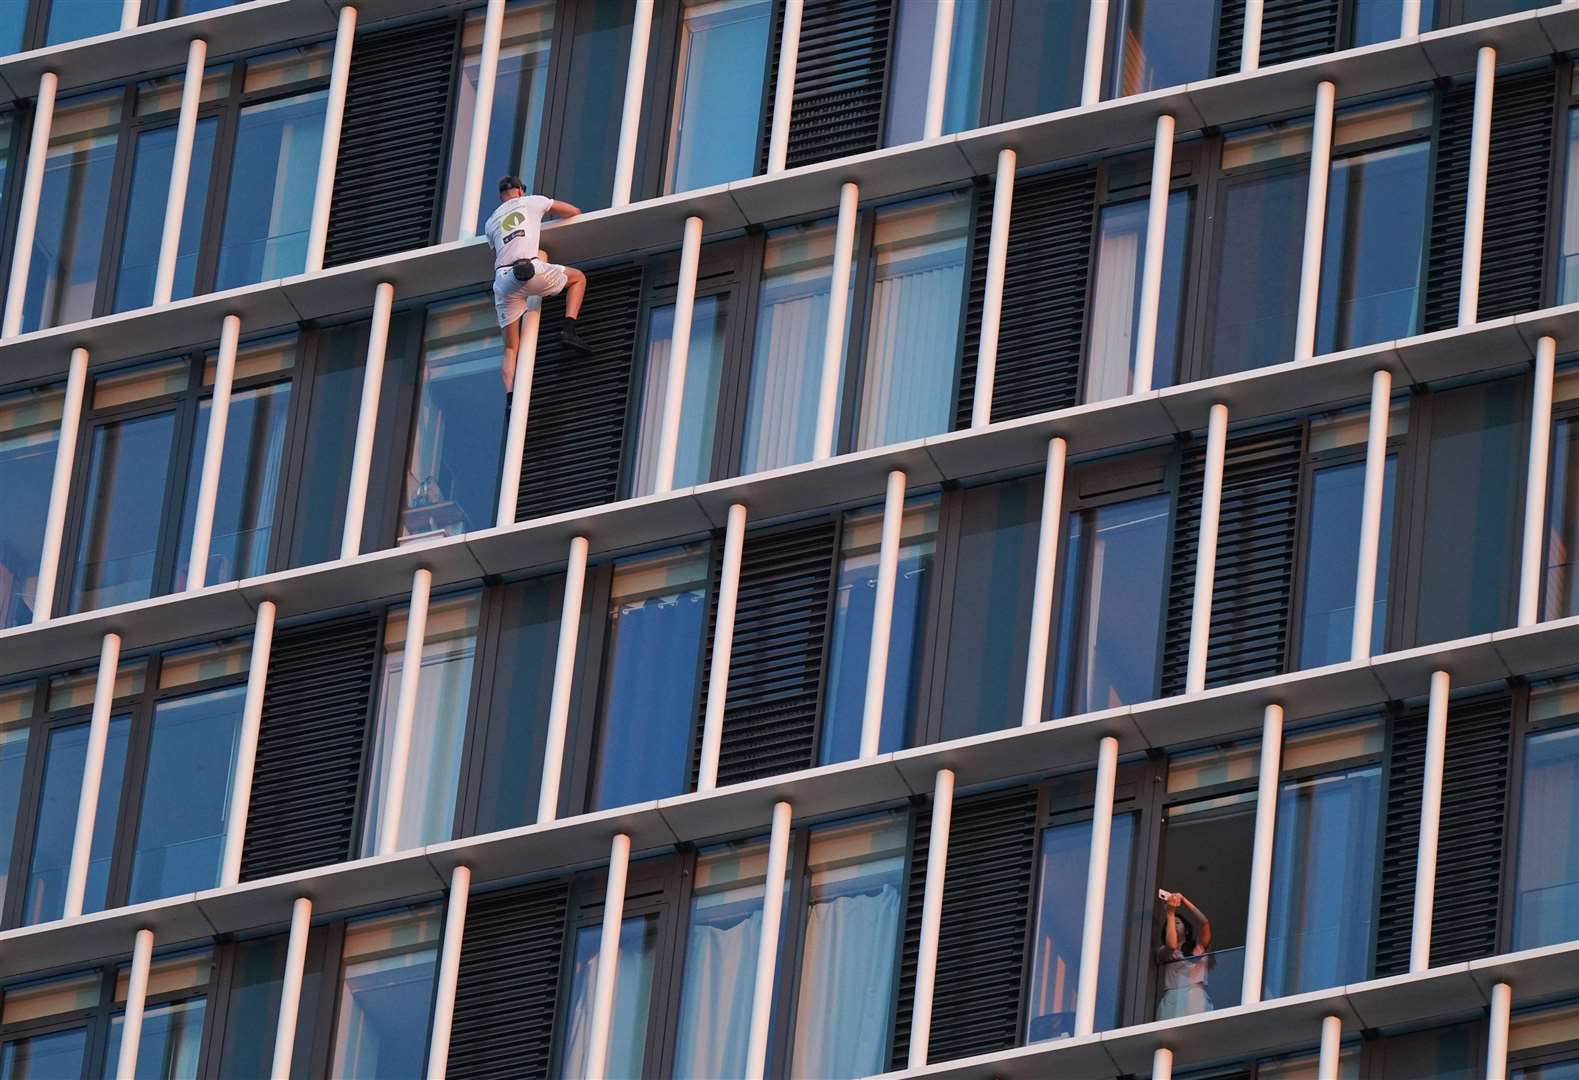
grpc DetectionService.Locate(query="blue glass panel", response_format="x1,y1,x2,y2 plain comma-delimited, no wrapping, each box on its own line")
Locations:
631,295,727,493
551,0,631,211
329,936,439,1079
114,117,218,311
1297,457,1396,668
156,0,236,16
127,685,245,903
668,0,770,190
1110,0,1215,96
44,0,121,45
1208,167,1307,376
0,726,28,912
215,92,327,290
103,999,207,1079
1086,191,1191,399
0,1027,89,1079
24,106,120,332
69,410,178,614
0,393,62,627
1513,724,1579,949
559,917,657,1078
1001,0,1090,121
25,717,130,923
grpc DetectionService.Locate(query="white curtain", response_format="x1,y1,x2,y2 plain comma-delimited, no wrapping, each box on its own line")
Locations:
1085,226,1141,403
789,885,902,1079
672,910,762,1078
856,262,962,450
630,323,673,496
559,921,654,1080
743,288,826,472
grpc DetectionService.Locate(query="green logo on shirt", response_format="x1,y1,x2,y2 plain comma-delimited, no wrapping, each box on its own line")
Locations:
501,210,526,231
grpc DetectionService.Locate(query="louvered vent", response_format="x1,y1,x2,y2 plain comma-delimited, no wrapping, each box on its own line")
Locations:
1161,426,1303,696
760,0,892,170
891,787,1039,1067
240,614,379,880
955,167,1096,428
1215,0,1339,76
324,21,458,267
1424,69,1556,331
447,881,570,1079
516,264,644,521
690,520,836,786
1374,691,1512,977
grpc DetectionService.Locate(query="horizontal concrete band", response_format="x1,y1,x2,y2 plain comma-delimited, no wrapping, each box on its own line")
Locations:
1,4,1576,385
0,295,1569,680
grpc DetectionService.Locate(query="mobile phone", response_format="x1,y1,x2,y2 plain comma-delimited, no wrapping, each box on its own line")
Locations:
1157,889,1169,901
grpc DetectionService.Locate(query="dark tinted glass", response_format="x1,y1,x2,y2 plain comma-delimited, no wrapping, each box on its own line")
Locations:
1297,457,1396,668
1208,167,1308,376
1002,0,1090,121
1111,0,1215,97
217,933,326,1080
0,1028,89,1078
1513,723,1579,949
551,0,633,210
115,117,218,311
475,576,563,831
25,717,130,923
69,411,178,613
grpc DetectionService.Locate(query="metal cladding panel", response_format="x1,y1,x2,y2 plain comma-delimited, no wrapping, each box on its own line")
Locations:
516,263,645,522
1425,68,1556,332
240,613,379,881
692,519,838,787
765,0,893,170
325,20,458,267
891,786,1039,1068
1215,0,1340,77
955,166,1096,429
1375,691,1513,977
447,880,571,1079
1161,426,1303,697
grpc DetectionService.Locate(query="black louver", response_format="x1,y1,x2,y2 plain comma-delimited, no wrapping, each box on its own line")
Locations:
761,0,892,170
1215,0,1339,76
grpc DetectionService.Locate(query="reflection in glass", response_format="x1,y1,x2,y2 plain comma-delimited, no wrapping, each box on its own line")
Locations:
114,117,218,311
552,0,633,211
666,0,770,191
0,723,25,911
287,321,370,567
1052,495,1171,716
362,594,480,853
560,917,657,1079
1513,724,1579,949
215,92,328,289
444,0,555,238
329,909,440,1079
128,686,244,902
741,222,845,473
856,196,968,449
401,300,507,542
475,576,562,832
790,814,906,1079
821,499,937,764
217,933,324,1080
1263,764,1381,998
593,547,708,809
1514,1061,1579,1080
1086,192,1190,399
1352,0,1423,45
1208,167,1308,375
1562,111,1579,305
103,999,207,1079
1298,458,1396,667
26,718,130,923
70,411,179,614
44,0,122,45
0,1028,89,1078
1315,142,1429,353
1027,814,1134,1039
0,386,64,627
1547,417,1579,619
1110,0,1215,97
631,295,727,494
1001,0,1090,121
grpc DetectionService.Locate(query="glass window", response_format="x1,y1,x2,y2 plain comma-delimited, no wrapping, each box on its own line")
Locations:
789,813,906,1079
855,194,968,450
1460,0,1544,20
1512,714,1579,949
287,321,376,567
443,0,555,239
0,385,65,627
1110,0,1216,97
821,498,938,764
1026,813,1135,1039
362,593,481,854
157,0,238,16
593,546,709,809
559,914,658,1079
44,0,122,47
0,1027,89,1077
1155,791,1254,1019
1298,457,1396,668
1414,379,1522,645
883,0,941,146
0,9,22,53
941,0,989,135
1560,110,1579,306
1051,493,1171,716
1352,0,1413,45
113,117,219,311
1263,748,1381,997
103,999,206,1079
673,840,780,1078
214,91,327,290
328,907,441,1080
666,0,770,192
0,973,98,1076
631,293,728,494
550,0,633,211
23,92,122,333
0,690,31,913
1085,191,1190,399
1207,163,1308,376
127,685,245,903
25,717,130,923
473,576,562,833
1509,1002,1579,1078
216,933,325,1080
401,300,508,543
741,220,847,474
1001,0,1090,121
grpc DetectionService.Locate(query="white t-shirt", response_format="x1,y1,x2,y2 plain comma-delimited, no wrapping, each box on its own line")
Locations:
485,194,553,267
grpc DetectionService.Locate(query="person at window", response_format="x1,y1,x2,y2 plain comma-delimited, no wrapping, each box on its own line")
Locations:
486,174,591,391
1156,889,1213,1019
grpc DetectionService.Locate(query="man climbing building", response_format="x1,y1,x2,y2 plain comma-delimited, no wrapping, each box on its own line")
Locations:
486,174,592,392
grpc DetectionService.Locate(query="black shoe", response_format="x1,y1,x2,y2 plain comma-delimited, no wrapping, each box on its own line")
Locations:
560,324,595,357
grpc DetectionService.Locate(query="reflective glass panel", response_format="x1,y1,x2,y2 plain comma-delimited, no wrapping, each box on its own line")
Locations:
593,547,709,809
1156,793,1255,1018
1545,415,1579,619
44,0,121,46
215,92,327,289
1110,0,1216,97
1086,191,1190,399
128,685,244,902
821,498,938,764
631,294,727,493
216,933,325,1080
1026,813,1135,1039
25,717,130,923
475,576,562,832
286,321,370,567
1207,166,1308,376
328,909,441,1080
551,0,633,211
69,410,179,614
666,0,770,191
856,194,968,450
941,0,989,135
559,916,657,1079
0,719,28,912
1001,0,1090,121
114,117,218,311
1052,493,1172,716
790,814,906,1079
1512,723,1579,949
401,300,507,542
883,0,939,145
103,998,206,1080
0,9,21,53
1562,111,1579,305
0,1028,89,1078
1297,457,1396,667
156,0,237,16
0,385,64,627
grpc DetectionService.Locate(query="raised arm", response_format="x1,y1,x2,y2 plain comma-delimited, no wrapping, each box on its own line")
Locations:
549,199,582,219
1180,894,1211,952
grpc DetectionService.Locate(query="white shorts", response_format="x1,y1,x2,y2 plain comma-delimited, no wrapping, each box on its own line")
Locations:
493,259,569,327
